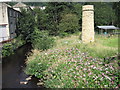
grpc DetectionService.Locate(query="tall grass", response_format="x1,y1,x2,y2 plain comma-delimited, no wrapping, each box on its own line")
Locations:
54,34,118,58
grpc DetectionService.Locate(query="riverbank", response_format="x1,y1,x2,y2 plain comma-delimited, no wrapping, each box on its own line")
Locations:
2,43,42,88
25,34,119,88
2,36,26,58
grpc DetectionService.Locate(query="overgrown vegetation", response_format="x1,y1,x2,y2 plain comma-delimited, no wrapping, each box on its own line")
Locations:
31,28,55,50
2,36,25,57
2,43,14,57
113,2,120,27
25,34,119,88
58,13,79,37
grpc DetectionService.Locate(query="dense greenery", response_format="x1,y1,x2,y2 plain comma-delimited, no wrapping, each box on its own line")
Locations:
33,8,48,31
31,28,55,50
25,34,118,88
58,13,79,37
45,2,78,35
2,36,25,57
2,43,14,57
16,8,55,50
113,2,120,27
16,9,36,42
85,2,116,26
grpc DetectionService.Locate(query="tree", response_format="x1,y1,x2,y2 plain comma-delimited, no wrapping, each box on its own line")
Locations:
45,2,75,35
24,2,47,6
73,3,82,31
33,8,48,31
16,9,36,42
85,2,116,26
113,2,120,27
58,13,79,36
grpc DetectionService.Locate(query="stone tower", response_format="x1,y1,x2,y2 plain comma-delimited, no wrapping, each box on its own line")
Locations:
82,5,94,43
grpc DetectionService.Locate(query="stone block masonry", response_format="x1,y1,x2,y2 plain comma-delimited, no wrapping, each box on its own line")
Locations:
82,5,94,43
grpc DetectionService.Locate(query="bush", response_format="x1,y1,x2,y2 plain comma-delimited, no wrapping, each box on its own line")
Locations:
31,29,55,50
2,43,14,57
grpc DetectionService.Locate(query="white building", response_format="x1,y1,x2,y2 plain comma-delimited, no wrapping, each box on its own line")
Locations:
0,3,21,43
30,6,46,10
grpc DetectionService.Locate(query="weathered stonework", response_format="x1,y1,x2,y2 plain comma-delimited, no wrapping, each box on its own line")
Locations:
82,5,94,43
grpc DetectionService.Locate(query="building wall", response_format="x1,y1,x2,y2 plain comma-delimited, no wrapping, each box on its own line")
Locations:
7,7,20,39
0,3,21,42
0,3,9,42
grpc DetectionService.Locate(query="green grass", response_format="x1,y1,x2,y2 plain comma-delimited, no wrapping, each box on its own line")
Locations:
25,34,119,88
96,35,118,48
53,34,118,58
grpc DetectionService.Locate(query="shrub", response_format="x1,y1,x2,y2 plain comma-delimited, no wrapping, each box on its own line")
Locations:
31,28,55,50
2,43,14,57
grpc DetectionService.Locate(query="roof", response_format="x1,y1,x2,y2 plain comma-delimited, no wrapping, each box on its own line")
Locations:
0,2,11,8
97,25,119,30
13,2,27,8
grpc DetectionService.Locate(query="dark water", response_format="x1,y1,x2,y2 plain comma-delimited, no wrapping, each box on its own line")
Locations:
2,44,42,88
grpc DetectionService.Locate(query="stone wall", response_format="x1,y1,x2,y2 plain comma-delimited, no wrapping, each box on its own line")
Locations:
82,5,94,43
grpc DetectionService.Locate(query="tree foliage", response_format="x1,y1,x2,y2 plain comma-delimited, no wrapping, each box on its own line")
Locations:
33,8,48,31
58,13,79,37
16,9,36,42
85,2,116,26
46,2,81,35
113,2,120,27
31,28,55,50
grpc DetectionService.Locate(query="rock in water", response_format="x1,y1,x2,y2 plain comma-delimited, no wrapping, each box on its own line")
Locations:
25,76,32,81
20,81,28,84
37,82,44,86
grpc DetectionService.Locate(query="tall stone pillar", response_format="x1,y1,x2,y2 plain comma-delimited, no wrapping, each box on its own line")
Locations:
82,5,94,43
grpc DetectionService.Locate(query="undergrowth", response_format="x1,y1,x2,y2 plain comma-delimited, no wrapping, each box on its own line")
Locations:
25,34,119,88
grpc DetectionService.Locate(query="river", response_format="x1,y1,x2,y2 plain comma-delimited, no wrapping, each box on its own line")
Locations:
2,43,43,88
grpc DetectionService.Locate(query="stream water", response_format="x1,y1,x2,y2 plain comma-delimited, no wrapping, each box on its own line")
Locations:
2,43,42,88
